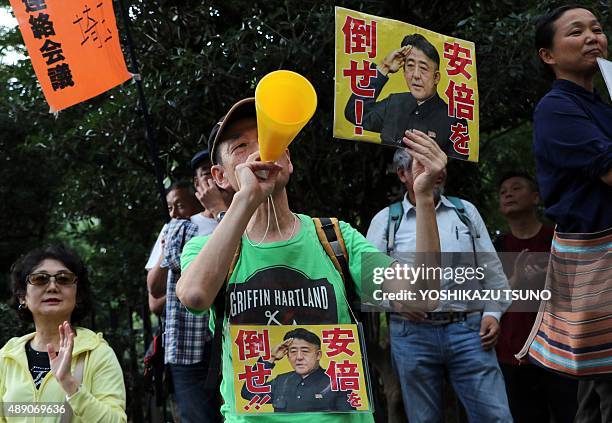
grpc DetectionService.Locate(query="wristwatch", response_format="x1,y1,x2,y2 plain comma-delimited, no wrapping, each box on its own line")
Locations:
216,211,227,222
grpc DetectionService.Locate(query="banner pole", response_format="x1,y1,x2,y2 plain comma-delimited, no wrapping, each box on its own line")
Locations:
116,0,169,220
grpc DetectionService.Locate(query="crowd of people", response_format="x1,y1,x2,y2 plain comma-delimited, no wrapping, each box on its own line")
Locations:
1,5,610,423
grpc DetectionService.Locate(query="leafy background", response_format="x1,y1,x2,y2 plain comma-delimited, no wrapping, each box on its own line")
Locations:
0,0,609,420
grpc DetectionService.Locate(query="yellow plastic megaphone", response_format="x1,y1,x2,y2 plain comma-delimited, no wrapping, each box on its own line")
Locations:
255,70,317,162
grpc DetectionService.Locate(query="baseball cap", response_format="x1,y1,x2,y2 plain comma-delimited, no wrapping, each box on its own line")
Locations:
190,149,210,171
208,97,256,165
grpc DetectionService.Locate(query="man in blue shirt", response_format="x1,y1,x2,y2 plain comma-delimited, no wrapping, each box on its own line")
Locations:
366,148,512,422
344,34,468,160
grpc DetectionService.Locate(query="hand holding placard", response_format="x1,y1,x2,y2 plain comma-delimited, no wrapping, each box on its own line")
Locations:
597,58,612,101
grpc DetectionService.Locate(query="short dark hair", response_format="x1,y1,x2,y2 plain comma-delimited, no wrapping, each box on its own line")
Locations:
166,180,194,195
10,244,93,324
534,5,596,79
283,328,321,349
401,33,440,69
498,171,539,192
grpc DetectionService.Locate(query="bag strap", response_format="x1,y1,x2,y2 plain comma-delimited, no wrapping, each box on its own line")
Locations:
179,223,188,250
446,196,479,265
313,217,360,322
228,241,242,278
446,196,469,229
313,218,350,283
60,353,86,423
205,241,242,390
386,201,404,255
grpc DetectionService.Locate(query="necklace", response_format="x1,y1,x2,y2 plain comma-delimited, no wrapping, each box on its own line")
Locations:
245,197,299,247
284,213,299,240
245,213,298,247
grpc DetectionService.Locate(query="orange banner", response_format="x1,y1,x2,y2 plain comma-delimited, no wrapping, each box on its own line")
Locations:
10,0,131,112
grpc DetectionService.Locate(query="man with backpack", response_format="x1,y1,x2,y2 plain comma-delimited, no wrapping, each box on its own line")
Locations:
176,97,447,422
366,148,513,422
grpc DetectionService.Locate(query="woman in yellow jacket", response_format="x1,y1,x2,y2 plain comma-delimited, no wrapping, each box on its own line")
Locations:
0,244,127,422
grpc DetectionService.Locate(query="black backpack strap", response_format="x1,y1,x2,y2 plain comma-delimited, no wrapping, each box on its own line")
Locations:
446,196,479,266
205,241,242,390
386,201,404,255
313,217,351,282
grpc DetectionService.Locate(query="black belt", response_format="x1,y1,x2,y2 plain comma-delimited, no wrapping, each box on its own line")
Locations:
423,311,481,324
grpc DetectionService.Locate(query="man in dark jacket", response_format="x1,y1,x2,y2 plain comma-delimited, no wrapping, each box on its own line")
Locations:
241,328,355,413
345,33,468,160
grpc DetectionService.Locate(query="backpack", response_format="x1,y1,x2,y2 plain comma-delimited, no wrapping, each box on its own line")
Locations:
205,217,360,389
143,318,168,409
386,196,480,261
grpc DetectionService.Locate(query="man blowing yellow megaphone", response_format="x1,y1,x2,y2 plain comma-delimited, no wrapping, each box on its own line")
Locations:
208,70,317,169
255,70,318,162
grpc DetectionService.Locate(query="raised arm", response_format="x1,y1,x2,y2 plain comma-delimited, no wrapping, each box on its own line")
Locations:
406,131,445,254
383,130,446,311
50,323,127,422
176,155,282,311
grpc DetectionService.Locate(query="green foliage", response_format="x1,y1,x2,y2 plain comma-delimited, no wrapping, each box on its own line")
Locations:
1,0,609,419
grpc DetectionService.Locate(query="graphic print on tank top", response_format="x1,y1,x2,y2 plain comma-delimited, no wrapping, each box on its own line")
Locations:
227,266,339,325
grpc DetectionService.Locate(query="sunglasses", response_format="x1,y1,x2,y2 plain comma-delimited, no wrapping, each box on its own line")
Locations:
27,272,77,286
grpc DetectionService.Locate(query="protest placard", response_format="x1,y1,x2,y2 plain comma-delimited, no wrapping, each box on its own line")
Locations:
231,324,371,414
597,57,612,101
334,7,480,162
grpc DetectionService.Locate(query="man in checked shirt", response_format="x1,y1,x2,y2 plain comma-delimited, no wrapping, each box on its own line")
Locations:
146,149,231,422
